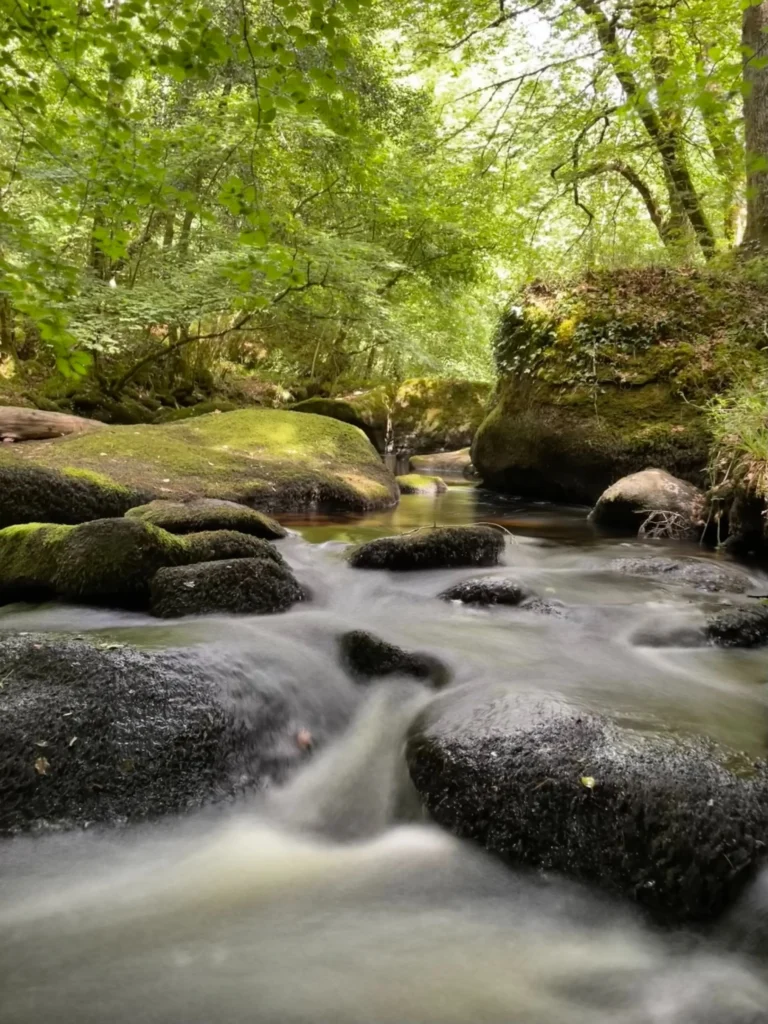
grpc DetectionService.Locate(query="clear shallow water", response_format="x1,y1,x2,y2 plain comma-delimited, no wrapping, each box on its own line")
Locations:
2,484,768,1022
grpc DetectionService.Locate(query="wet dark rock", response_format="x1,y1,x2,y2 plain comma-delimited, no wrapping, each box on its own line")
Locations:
338,630,450,688
349,526,504,571
519,596,569,617
630,621,707,648
125,498,286,539
407,691,768,923
0,633,353,835
590,469,706,537
184,530,286,566
439,576,531,606
609,556,752,594
706,605,768,648
150,557,304,618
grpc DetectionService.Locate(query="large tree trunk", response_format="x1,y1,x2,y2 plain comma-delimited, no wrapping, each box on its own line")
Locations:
744,1,768,248
0,408,105,443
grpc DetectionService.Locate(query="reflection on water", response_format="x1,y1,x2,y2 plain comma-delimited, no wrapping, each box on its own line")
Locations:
282,483,594,545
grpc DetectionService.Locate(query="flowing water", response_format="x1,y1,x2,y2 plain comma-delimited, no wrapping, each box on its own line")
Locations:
2,482,768,1022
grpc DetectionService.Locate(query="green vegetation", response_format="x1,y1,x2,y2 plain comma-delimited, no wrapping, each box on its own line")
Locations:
1,0,768,528
396,474,448,495
126,498,286,538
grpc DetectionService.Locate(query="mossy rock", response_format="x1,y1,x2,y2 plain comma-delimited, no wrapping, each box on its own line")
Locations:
0,518,288,609
2,408,398,515
150,557,304,618
476,267,768,503
126,498,286,539
392,378,492,453
0,518,189,607
396,473,448,495
290,397,381,447
0,463,146,529
348,526,504,571
409,448,476,478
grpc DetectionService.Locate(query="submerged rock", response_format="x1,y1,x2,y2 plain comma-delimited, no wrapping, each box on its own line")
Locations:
407,692,768,923
2,408,398,514
125,498,286,539
338,630,449,688
439,576,530,606
348,526,504,571
150,558,304,618
0,462,144,528
0,633,352,835
609,556,752,594
409,448,476,478
396,474,448,496
706,605,768,648
590,469,706,537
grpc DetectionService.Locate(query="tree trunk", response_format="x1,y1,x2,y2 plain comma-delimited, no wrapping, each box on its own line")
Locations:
744,1,768,248
0,407,105,442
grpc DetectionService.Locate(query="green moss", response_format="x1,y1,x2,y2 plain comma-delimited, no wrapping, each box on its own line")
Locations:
396,474,448,495
0,523,71,598
125,498,286,539
0,461,146,528
392,378,492,452
183,530,285,565
153,399,239,423
3,408,398,514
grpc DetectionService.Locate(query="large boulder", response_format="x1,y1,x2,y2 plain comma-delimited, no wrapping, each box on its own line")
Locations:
290,397,381,448
407,691,768,923
409,447,476,478
150,558,304,618
471,268,768,502
0,633,356,835
125,498,286,539
590,469,706,537
338,630,449,688
0,408,398,517
396,474,447,495
0,463,145,528
349,526,504,571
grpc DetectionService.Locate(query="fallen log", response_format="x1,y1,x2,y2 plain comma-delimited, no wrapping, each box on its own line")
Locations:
0,407,105,443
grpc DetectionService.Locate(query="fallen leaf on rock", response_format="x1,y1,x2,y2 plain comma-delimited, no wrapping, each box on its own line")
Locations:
296,728,313,751
580,776,596,790
34,757,50,775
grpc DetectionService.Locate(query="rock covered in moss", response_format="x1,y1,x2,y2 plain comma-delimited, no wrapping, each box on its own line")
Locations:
471,269,759,502
290,397,380,447
183,530,286,565
5,408,398,514
439,575,531,606
150,558,304,618
707,605,768,648
0,633,354,835
126,498,286,539
348,526,504,571
0,519,187,607
590,469,706,536
392,378,492,453
407,691,768,923
409,448,476,478
396,473,448,495
609,556,752,594
0,462,145,528
338,630,449,687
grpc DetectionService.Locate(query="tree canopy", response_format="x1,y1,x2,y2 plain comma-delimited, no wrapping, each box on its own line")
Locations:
0,0,766,395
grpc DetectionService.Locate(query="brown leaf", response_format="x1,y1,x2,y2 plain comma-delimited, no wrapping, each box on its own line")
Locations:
34,757,50,776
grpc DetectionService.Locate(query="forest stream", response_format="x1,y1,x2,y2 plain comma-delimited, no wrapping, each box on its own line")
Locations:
2,481,768,1023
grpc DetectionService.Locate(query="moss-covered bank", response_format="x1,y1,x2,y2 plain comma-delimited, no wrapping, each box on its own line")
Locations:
1,408,398,519
474,265,768,503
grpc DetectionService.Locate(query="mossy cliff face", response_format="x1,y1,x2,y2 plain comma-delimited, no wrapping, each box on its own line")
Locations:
391,378,491,453
473,267,768,503
1,408,398,518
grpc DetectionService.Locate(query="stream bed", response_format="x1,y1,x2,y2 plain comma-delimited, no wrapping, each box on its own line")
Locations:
2,483,768,1022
